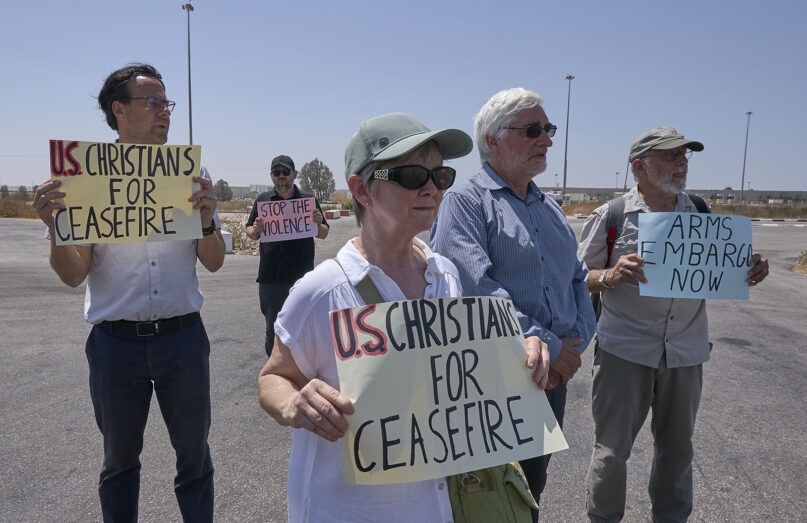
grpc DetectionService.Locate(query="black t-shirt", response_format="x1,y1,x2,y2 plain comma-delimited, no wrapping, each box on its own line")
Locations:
246,186,328,284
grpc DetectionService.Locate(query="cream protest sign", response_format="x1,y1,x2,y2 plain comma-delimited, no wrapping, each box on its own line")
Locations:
330,295,569,485
258,197,317,242
48,140,202,245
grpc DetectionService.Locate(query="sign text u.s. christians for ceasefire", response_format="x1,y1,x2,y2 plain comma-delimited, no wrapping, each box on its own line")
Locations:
49,140,202,245
331,295,569,485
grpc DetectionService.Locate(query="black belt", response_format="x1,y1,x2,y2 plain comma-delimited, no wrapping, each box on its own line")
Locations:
99,312,200,337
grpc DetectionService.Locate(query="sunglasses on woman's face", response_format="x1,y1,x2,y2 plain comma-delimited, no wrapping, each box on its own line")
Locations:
372,165,456,190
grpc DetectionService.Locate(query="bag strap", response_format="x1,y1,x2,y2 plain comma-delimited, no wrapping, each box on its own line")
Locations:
603,195,625,268
686,193,711,214
332,257,384,305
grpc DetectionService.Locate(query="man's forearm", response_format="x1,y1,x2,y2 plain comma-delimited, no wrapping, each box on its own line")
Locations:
587,267,612,293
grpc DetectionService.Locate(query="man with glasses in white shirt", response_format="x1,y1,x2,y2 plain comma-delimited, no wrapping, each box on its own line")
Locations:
32,63,224,522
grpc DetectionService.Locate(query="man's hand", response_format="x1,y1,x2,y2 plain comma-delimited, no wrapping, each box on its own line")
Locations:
606,253,647,286
548,337,583,388
33,179,66,229
282,378,354,442
313,209,324,225
747,252,769,286
524,336,551,389
189,176,218,227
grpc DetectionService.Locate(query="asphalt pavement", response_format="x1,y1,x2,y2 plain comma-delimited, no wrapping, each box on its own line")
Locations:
1,216,805,522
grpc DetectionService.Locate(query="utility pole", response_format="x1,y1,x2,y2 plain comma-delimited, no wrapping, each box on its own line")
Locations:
740,111,752,203
182,3,195,144
561,74,574,204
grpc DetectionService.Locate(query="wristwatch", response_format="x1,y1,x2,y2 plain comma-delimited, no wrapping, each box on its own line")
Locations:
201,220,216,236
598,270,612,289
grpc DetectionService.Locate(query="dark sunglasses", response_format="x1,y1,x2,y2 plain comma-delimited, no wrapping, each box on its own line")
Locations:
271,168,291,177
373,165,456,190
504,122,557,139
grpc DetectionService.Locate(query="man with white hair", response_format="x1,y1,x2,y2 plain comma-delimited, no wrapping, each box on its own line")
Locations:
431,88,597,520
578,127,769,522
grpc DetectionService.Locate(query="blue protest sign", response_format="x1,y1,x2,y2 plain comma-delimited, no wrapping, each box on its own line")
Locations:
638,212,752,300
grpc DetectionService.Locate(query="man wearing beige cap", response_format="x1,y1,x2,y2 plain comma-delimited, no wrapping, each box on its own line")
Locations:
578,127,770,522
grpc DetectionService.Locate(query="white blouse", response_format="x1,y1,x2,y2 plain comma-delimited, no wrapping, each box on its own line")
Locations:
275,237,461,523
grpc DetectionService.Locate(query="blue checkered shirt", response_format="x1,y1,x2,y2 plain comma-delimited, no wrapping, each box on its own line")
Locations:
430,163,596,362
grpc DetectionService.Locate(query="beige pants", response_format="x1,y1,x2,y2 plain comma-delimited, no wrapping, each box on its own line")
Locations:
586,347,703,522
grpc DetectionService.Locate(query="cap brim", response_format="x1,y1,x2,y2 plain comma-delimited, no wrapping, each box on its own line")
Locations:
370,129,473,164
654,138,704,152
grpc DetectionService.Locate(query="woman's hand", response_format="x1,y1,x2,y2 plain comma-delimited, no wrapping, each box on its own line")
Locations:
258,337,354,442
283,378,355,442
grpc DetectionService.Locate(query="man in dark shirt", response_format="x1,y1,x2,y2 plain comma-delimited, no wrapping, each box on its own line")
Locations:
246,155,329,357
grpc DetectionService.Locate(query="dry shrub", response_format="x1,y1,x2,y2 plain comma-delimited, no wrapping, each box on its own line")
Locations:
794,251,807,276
0,199,37,218
219,213,258,254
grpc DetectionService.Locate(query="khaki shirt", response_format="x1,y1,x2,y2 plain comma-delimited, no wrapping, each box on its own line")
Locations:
578,187,710,368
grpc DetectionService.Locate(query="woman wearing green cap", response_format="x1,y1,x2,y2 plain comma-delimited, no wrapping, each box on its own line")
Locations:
257,112,473,521
258,113,547,522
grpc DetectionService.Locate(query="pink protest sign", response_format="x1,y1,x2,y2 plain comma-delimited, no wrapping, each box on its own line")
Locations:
258,197,317,242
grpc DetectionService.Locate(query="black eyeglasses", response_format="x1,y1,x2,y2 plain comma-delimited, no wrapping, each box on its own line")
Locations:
271,168,291,177
123,96,176,113
373,165,456,190
504,122,557,139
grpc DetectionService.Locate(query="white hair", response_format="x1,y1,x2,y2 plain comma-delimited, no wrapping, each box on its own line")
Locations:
473,88,544,164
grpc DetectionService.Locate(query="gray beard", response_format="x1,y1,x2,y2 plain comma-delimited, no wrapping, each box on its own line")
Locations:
661,177,686,194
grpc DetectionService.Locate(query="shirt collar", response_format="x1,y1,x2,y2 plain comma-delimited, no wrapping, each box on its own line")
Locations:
479,163,545,202
337,237,438,287
269,184,301,199
625,186,697,213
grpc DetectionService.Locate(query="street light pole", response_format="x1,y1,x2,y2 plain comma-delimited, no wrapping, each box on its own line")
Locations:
561,74,574,204
740,111,752,203
182,3,194,145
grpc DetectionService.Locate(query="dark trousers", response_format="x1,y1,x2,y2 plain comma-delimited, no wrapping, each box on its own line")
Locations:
259,282,293,358
85,319,214,523
519,383,567,522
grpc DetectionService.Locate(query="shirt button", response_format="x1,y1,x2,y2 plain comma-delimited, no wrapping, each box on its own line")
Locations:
152,314,157,319
669,315,674,320
665,338,669,343
151,261,156,266
437,482,445,490
553,316,559,321
545,286,549,291
541,256,545,261
153,289,158,295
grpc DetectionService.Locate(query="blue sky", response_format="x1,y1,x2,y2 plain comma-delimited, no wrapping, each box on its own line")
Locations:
1,0,804,192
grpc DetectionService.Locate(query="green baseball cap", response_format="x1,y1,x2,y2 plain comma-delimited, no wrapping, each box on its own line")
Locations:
629,126,704,161
344,112,473,180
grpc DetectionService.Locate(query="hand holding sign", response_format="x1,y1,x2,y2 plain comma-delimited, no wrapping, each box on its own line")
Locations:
746,253,769,286
525,335,550,389
189,175,217,226
33,179,66,229
283,377,355,443
607,253,647,286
